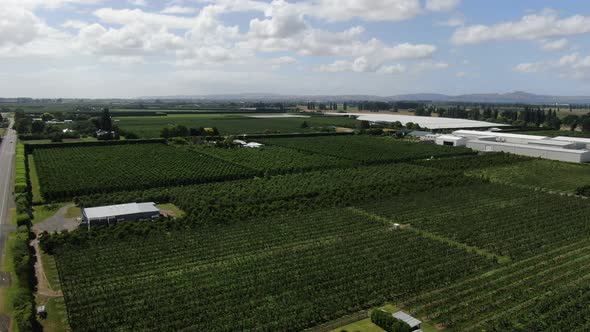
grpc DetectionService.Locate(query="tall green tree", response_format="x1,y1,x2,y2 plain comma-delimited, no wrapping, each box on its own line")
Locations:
100,108,113,131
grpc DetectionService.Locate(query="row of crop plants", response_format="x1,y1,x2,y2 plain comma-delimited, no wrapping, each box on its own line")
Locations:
357,183,590,259
404,238,590,331
32,143,255,201
261,135,476,164
71,163,483,225
44,208,494,331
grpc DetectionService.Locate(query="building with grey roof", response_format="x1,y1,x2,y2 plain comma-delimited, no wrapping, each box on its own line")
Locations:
392,311,422,330
433,130,590,163
82,202,160,229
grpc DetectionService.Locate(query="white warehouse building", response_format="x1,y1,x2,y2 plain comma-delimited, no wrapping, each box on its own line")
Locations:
434,130,590,163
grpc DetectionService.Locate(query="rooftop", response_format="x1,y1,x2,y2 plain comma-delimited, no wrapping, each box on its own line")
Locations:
468,139,590,154
325,113,508,129
553,136,590,143
83,202,159,220
392,311,422,328
453,130,548,140
437,134,466,141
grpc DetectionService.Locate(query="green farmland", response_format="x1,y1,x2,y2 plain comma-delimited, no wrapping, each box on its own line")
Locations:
27,135,590,332
115,114,359,138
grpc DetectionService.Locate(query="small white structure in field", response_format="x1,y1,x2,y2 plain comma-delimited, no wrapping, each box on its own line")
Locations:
245,142,263,148
233,139,264,148
435,135,467,147
392,311,422,330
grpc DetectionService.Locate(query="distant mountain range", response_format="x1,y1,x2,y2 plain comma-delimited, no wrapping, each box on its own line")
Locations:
140,91,590,104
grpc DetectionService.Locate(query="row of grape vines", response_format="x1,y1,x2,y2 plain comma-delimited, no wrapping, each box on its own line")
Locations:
410,152,530,172
193,144,356,174
33,143,253,200
74,163,483,224
470,158,590,193
54,208,494,332
404,238,590,331
357,183,590,259
261,135,475,163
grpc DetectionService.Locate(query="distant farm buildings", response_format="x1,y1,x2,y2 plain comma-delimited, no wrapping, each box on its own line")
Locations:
433,130,590,163
82,202,160,229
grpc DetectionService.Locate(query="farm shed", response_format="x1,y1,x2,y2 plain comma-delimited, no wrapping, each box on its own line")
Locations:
82,202,160,228
435,135,467,147
392,311,422,330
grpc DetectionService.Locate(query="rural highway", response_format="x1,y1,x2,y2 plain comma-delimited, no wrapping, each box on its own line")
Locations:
0,116,16,249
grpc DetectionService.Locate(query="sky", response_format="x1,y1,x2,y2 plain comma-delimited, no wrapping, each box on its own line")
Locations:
2,0,590,98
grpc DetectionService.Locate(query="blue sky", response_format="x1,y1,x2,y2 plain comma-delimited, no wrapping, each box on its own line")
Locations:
1,0,590,98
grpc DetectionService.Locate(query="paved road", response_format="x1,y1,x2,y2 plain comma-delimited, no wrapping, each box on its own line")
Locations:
0,117,17,248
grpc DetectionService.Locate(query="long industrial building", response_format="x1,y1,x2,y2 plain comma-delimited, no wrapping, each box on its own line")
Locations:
434,130,590,163
82,202,161,229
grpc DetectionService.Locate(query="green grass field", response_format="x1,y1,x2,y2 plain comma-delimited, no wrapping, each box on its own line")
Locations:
115,114,358,138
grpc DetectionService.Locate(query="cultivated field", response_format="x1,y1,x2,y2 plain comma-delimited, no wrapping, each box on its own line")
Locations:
29,134,590,332
471,159,590,193
33,143,253,200
263,136,475,163
116,114,358,138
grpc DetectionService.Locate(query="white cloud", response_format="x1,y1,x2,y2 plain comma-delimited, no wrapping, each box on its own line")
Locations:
455,71,466,77
62,20,89,29
426,0,461,12
314,0,422,22
100,55,145,65
161,6,195,15
268,56,297,69
515,62,545,73
516,53,590,79
0,6,44,46
94,8,195,29
539,38,569,51
129,0,148,7
452,9,590,44
377,64,406,75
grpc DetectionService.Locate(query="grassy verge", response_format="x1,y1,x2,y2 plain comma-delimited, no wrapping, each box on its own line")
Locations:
64,206,80,219
36,295,69,332
39,251,61,292
1,208,19,332
156,203,186,218
28,155,43,204
32,204,66,225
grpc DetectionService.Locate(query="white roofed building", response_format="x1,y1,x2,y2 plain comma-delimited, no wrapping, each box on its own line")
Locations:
392,311,422,330
433,130,590,163
82,202,160,229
